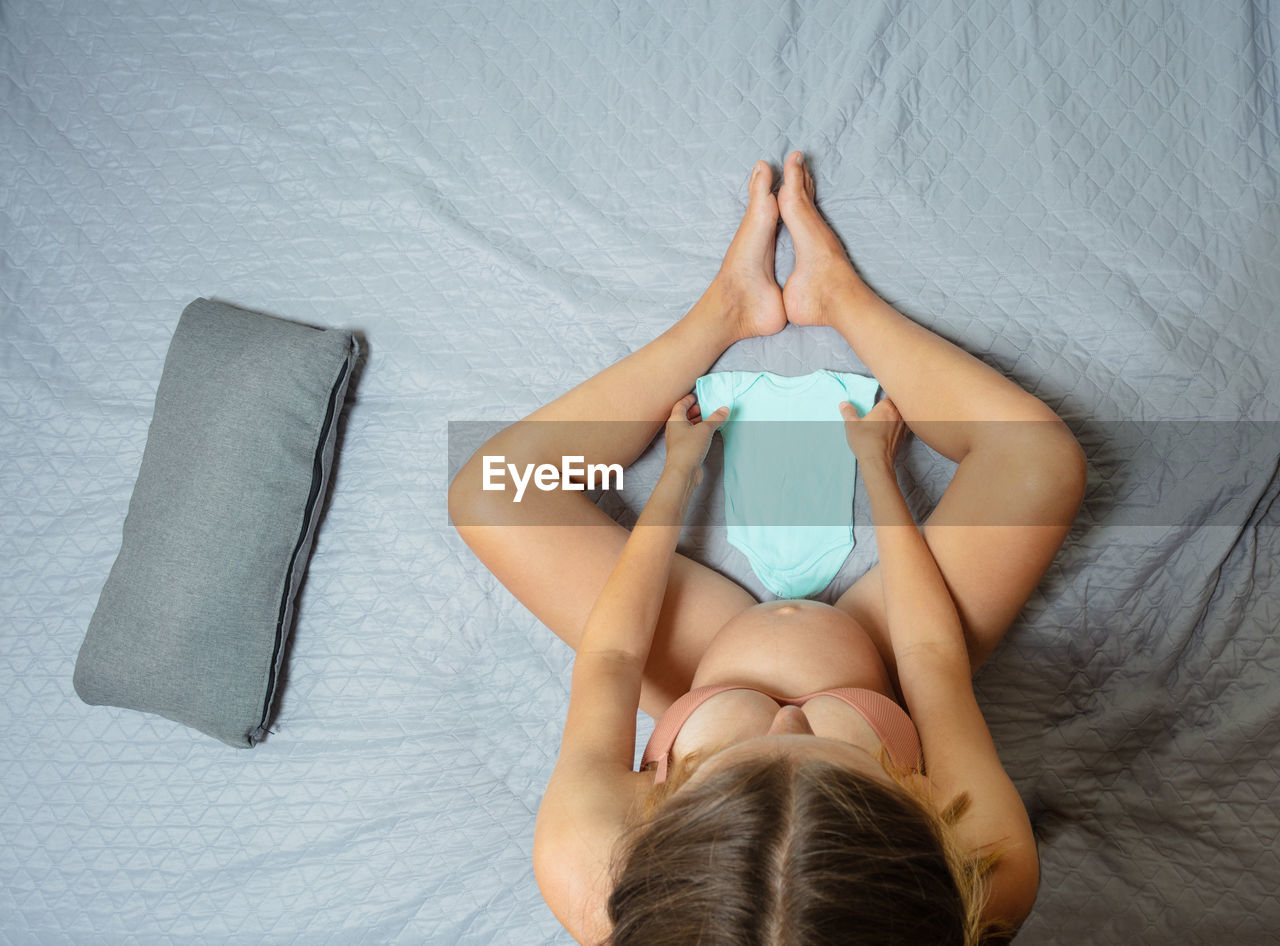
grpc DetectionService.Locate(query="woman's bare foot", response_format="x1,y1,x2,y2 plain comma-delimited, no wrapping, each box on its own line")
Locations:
777,151,872,326
711,160,787,341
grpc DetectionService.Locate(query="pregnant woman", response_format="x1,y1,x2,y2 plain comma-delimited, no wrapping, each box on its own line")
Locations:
449,152,1085,945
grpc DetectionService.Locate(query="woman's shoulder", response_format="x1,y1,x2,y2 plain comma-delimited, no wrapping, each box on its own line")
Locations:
534,766,652,943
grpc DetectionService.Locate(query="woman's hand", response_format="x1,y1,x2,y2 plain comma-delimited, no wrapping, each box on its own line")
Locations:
839,397,910,467
664,394,728,484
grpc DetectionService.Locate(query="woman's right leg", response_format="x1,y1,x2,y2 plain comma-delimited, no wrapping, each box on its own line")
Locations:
777,151,1086,682
449,162,785,715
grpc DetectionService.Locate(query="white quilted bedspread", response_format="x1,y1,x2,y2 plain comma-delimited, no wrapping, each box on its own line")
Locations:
3,1,1279,942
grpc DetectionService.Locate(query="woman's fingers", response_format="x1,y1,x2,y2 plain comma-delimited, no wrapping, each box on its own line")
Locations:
668,393,696,423
841,398,909,463
669,394,728,430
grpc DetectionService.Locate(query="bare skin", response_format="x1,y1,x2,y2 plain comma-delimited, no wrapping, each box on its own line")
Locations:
450,159,784,716
776,151,1085,685
449,152,1087,941
451,152,1083,711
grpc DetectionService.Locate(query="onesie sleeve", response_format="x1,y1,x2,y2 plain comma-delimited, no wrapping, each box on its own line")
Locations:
836,372,880,418
695,371,745,417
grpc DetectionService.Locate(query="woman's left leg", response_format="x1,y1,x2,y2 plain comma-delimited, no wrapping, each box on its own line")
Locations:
449,162,784,715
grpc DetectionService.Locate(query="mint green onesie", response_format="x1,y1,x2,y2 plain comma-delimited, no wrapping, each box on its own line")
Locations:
694,370,880,598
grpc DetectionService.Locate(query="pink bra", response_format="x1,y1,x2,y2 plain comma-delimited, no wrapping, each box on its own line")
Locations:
641,684,924,783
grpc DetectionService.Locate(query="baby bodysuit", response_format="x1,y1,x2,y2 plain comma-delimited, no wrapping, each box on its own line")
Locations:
695,370,880,598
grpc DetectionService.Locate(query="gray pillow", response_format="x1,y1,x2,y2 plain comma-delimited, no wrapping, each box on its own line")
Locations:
74,298,358,747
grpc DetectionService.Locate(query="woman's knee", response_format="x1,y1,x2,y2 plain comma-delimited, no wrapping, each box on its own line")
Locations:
448,453,495,532
448,420,553,530
1000,425,1087,526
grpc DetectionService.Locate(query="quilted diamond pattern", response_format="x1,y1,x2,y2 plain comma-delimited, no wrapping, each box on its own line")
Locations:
3,0,1279,943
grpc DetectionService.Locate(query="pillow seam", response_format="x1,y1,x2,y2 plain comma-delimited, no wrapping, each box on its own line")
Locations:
254,353,352,743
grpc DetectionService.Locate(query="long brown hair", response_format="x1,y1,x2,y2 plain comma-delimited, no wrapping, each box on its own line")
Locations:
607,754,1006,945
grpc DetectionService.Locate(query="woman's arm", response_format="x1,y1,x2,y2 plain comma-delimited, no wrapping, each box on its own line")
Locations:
841,399,968,668
556,463,700,774
534,397,725,941
842,399,1040,931
575,465,698,664
562,396,726,766
579,394,727,662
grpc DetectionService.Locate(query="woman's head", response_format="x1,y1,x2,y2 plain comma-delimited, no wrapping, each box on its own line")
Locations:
609,751,999,946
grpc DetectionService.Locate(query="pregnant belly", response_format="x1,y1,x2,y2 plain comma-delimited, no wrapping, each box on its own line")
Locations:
691,599,894,697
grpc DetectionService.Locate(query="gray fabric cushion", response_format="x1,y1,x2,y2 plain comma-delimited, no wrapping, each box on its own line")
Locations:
74,298,357,747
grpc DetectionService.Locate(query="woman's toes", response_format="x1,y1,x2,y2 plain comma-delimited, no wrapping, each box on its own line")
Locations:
784,150,803,181
749,160,773,202
745,161,779,230
779,151,813,214
730,163,780,251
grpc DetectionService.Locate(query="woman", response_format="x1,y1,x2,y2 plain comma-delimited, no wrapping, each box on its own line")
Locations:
449,152,1086,944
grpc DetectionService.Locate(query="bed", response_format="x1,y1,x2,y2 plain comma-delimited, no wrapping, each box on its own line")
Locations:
3,0,1278,942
